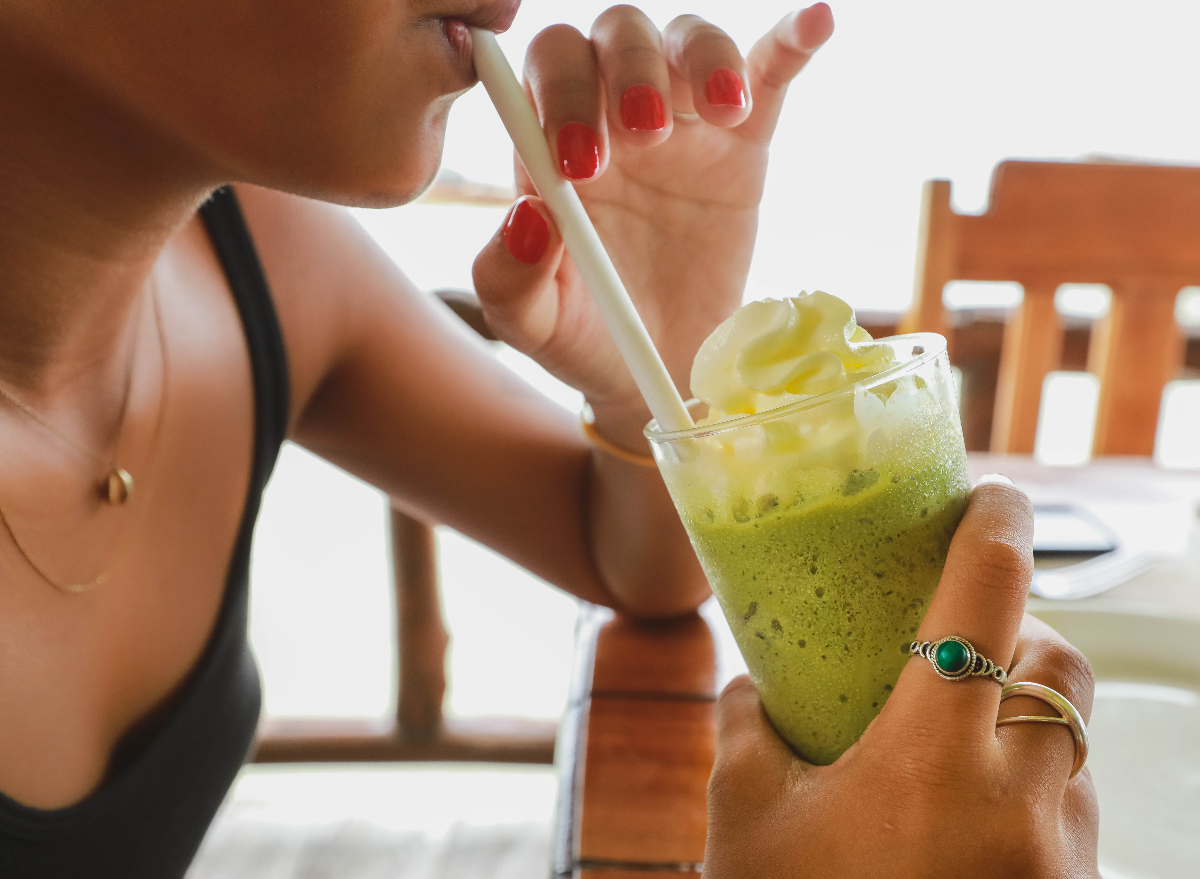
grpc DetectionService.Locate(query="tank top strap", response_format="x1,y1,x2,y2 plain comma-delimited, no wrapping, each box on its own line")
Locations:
198,186,290,484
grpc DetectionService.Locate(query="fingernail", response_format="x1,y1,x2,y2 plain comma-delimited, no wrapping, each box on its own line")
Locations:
705,67,746,108
620,84,666,131
977,473,1015,487
557,122,600,180
503,197,549,265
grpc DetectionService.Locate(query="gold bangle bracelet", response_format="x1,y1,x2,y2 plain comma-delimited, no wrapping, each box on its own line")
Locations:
580,404,658,468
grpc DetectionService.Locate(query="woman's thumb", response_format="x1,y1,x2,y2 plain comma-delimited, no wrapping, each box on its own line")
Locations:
472,195,565,354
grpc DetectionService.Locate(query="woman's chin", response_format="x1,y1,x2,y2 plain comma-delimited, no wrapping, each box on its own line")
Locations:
334,166,440,210
276,131,448,210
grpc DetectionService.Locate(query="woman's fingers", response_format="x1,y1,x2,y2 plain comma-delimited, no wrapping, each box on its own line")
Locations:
707,676,810,877
471,196,565,354
523,5,833,171
590,6,672,144
741,3,835,144
523,25,607,182
886,480,1034,740
712,676,805,799
662,15,751,125
1004,615,1096,724
998,615,1096,786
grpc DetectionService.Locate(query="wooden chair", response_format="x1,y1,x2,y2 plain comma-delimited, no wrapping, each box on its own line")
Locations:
902,159,1199,456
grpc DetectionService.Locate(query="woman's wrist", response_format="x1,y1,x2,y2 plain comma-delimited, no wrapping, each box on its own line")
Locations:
581,406,657,468
584,398,658,459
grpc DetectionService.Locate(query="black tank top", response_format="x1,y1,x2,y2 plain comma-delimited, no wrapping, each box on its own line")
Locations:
0,187,288,877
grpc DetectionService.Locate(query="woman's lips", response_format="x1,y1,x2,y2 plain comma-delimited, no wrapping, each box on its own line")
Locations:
436,0,520,89
444,18,472,60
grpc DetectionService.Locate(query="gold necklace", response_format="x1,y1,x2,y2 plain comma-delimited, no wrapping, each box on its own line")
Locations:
0,311,139,506
0,281,170,593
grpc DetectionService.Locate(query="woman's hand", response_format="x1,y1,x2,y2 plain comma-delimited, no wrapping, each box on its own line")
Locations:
473,3,834,447
704,482,1101,878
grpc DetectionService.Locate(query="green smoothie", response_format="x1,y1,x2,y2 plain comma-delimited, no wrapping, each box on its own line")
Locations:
646,293,971,764
682,443,969,764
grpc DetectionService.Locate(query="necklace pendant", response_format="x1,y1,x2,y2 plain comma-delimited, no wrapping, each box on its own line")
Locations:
105,468,134,505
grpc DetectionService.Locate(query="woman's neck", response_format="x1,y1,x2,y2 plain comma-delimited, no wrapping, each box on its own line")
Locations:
0,26,218,401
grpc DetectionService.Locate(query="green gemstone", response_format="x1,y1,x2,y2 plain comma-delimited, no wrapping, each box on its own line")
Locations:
935,640,970,676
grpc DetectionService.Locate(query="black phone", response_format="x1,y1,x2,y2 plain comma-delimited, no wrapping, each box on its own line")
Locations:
1031,505,1118,560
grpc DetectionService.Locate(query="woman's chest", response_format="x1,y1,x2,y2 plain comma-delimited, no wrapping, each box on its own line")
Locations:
0,235,260,809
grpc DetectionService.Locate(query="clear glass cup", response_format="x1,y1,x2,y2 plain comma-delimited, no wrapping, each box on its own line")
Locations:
645,333,971,764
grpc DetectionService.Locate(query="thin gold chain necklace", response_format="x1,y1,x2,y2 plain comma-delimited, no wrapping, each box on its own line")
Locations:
0,280,170,593
0,306,141,506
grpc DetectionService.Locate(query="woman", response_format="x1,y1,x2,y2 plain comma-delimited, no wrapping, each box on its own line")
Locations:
0,1,1098,876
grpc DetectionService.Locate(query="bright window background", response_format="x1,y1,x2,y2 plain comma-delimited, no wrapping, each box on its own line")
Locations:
237,0,1200,846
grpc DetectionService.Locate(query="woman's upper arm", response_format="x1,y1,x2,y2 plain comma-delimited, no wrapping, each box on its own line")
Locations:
232,185,614,605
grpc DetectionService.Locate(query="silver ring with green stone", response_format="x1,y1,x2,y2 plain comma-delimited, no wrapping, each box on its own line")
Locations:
909,636,1008,685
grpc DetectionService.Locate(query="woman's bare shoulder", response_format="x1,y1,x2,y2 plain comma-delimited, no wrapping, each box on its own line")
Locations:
225,184,431,432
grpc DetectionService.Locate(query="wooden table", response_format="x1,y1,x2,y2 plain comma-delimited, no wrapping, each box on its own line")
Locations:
551,456,1200,878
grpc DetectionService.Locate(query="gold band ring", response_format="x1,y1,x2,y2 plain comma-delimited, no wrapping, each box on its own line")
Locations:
997,681,1089,778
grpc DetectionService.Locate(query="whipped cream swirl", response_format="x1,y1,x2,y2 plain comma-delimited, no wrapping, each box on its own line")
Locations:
691,292,897,423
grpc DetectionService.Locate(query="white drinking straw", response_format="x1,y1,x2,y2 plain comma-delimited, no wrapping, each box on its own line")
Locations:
470,28,694,433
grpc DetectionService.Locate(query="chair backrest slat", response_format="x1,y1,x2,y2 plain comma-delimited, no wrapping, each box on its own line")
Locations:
991,280,1062,453
1090,281,1186,455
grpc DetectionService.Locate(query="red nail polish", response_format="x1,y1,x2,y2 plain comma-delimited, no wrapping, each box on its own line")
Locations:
620,84,666,131
503,197,550,265
557,122,600,180
706,68,746,108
